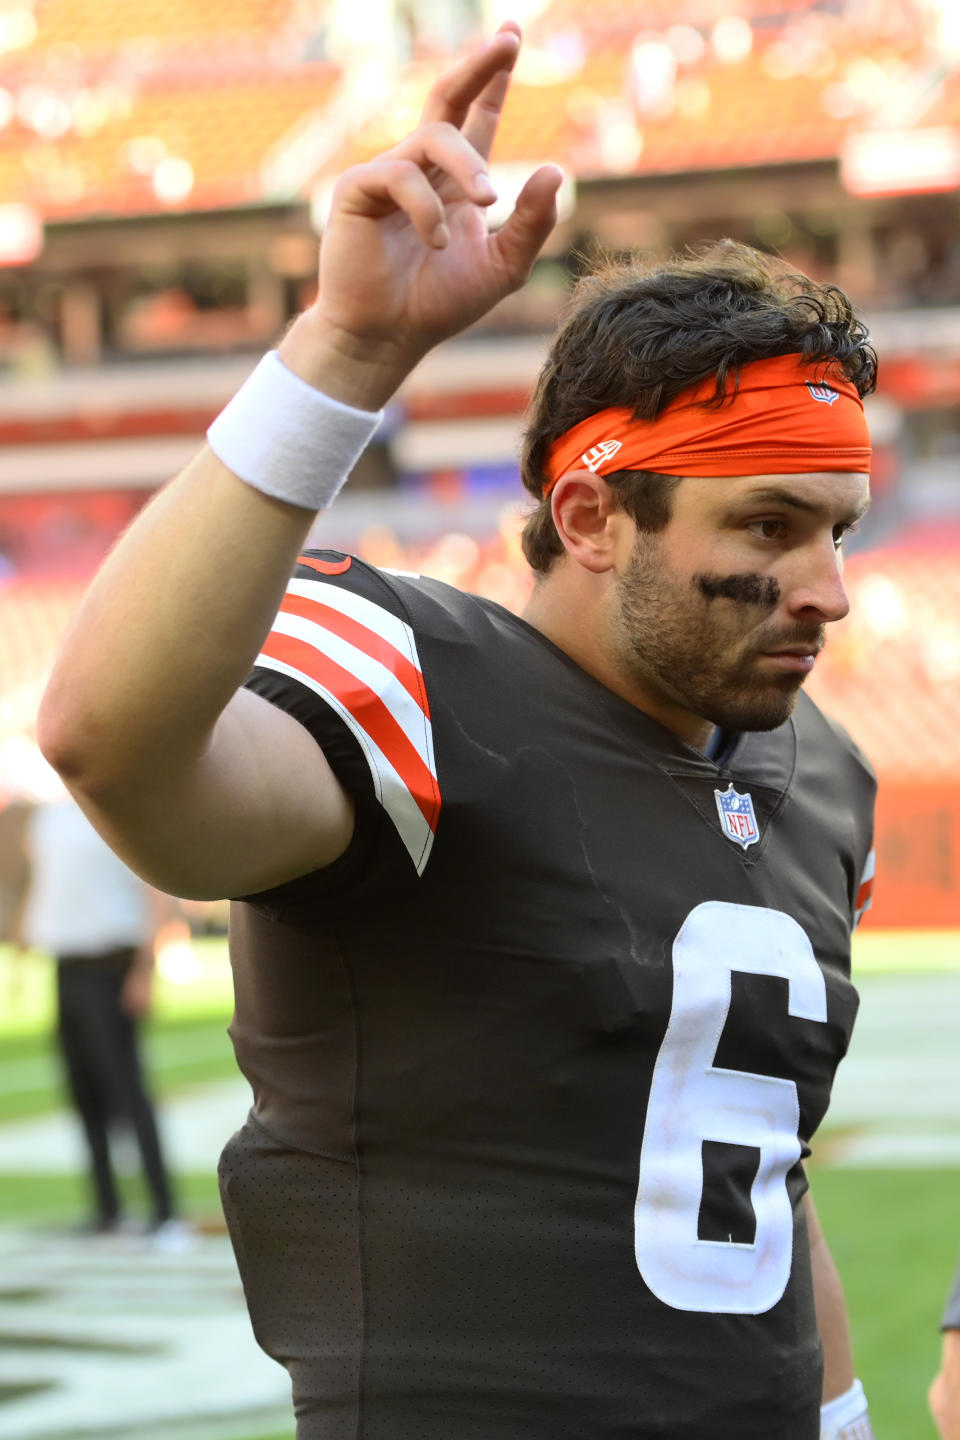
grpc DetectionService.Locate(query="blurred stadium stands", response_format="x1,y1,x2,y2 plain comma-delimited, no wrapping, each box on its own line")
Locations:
1,0,959,924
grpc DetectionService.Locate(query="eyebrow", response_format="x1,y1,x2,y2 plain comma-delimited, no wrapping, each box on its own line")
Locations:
738,486,871,525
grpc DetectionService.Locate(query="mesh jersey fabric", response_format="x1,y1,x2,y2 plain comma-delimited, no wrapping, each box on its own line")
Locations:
223,551,877,1440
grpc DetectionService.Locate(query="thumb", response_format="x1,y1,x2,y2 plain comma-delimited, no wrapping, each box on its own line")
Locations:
490,164,563,290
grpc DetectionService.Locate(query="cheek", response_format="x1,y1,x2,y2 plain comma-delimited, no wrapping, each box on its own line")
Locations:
694,572,781,607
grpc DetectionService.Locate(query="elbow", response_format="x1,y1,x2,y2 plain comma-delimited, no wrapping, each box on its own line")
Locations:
36,679,107,795
36,685,76,779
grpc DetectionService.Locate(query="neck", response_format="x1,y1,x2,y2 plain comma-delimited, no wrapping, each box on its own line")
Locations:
521,566,714,749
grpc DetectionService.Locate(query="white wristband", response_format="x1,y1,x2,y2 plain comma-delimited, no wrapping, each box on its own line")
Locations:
820,1379,874,1440
206,350,383,511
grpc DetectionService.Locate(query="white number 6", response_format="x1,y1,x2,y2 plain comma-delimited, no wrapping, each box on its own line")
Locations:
635,901,828,1314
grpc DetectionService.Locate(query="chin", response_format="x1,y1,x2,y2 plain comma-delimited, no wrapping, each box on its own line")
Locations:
708,680,802,733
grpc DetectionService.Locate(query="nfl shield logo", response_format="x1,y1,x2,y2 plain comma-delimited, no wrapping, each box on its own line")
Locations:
714,783,760,850
805,380,839,406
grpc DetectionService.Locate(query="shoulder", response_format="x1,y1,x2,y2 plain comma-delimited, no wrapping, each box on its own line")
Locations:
273,550,535,696
793,690,877,793
247,552,517,888
258,549,490,704
791,691,877,922
287,550,495,637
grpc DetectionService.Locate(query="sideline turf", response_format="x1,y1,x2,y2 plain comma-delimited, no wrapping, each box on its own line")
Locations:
0,1170,223,1226
811,1166,955,1440
0,937,237,1124
0,1012,237,1124
852,928,960,974
0,936,234,1039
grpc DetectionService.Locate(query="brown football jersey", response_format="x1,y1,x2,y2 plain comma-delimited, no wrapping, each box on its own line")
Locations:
222,552,876,1440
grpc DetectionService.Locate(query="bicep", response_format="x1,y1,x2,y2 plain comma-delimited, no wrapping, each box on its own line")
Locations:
74,687,354,900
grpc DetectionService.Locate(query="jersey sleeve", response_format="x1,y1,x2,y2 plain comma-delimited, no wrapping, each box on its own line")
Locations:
241,550,441,904
846,750,876,932
816,705,877,932
852,845,875,929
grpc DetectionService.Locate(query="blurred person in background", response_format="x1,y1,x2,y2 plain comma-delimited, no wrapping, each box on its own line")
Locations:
931,1263,960,1438
0,793,29,949
36,23,878,1440
16,791,188,1248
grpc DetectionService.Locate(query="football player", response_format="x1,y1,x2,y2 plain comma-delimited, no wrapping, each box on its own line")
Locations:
40,23,877,1440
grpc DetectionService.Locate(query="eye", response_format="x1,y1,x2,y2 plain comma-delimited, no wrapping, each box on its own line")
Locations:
747,518,787,540
833,520,861,550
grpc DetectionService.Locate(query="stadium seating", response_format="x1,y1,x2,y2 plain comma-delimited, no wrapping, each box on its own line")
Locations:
0,0,945,218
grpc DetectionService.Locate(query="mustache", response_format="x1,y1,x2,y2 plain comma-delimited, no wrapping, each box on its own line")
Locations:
752,623,826,655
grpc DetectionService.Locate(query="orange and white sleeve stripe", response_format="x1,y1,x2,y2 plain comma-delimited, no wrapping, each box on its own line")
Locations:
255,575,440,875
853,847,875,929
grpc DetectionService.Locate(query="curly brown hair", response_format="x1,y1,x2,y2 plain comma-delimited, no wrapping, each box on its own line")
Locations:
520,239,877,573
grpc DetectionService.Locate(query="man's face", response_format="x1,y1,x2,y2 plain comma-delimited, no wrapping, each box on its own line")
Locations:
610,471,871,738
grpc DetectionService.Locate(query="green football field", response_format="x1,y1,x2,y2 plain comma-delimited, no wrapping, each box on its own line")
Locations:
1,931,958,1440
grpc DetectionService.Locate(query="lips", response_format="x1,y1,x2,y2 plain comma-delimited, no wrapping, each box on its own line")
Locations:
757,649,819,673
755,629,824,659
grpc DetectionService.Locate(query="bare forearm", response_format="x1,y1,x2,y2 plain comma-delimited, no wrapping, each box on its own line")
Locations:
806,1191,855,1402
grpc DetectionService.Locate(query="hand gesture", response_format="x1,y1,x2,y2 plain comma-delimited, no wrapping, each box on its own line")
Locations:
295,24,562,403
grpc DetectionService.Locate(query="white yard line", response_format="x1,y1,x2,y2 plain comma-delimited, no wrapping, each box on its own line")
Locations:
0,1029,234,1097
818,971,960,1167
0,1226,291,1440
0,1078,251,1175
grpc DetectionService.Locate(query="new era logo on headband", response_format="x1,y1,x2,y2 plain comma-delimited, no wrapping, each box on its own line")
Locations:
542,355,871,496
581,439,623,472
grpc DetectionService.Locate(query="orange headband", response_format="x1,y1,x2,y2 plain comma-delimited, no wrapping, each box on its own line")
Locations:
542,353,871,496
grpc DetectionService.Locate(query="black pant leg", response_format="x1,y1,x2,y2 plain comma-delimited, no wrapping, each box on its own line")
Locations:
57,951,176,1225
56,961,122,1224
109,988,175,1223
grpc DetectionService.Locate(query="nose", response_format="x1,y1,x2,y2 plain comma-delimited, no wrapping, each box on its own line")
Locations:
784,541,850,624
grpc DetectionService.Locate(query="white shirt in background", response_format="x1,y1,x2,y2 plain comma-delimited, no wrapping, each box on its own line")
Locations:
24,800,150,957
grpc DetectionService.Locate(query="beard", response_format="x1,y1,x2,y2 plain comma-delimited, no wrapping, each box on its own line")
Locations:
613,536,825,734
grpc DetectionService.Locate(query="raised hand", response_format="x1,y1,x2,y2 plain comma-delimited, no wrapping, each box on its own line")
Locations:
283,23,562,407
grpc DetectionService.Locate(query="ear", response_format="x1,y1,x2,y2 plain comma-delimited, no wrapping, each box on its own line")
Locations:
550,469,627,574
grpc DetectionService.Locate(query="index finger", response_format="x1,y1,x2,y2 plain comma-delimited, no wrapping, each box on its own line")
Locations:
419,25,521,158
